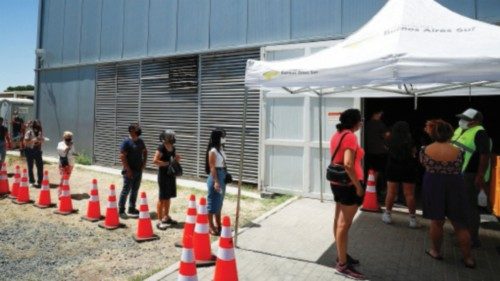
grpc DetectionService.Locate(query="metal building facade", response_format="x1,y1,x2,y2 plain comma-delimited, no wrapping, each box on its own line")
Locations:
36,0,500,184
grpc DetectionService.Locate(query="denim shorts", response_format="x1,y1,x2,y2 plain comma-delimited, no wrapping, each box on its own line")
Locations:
207,168,227,214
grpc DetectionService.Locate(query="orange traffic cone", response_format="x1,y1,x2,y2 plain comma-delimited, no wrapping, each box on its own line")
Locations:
13,169,31,204
133,192,159,242
214,216,238,281
361,169,381,212
54,173,78,215
193,197,216,265
34,171,55,208
82,179,104,222
98,184,125,230
178,238,198,281
175,194,197,248
8,165,21,199
0,162,10,196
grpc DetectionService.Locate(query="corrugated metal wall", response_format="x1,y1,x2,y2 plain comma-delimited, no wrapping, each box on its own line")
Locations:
38,66,96,158
39,0,500,69
93,49,259,182
199,49,261,182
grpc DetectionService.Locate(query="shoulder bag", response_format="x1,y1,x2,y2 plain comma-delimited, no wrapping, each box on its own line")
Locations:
167,149,183,177
326,132,353,185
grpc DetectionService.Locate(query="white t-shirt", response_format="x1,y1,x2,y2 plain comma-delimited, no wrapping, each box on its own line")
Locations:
57,141,76,166
210,147,226,168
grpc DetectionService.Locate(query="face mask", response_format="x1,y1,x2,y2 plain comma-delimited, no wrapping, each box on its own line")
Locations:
458,119,469,130
135,129,142,136
65,138,72,143
221,138,226,144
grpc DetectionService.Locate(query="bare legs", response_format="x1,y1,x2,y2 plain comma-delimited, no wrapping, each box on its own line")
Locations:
157,199,171,222
334,203,359,264
385,182,416,215
428,220,474,265
208,212,222,235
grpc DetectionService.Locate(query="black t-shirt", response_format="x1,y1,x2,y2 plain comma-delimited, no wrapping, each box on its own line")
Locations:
13,117,23,133
465,130,491,173
120,137,146,172
0,126,7,141
157,144,176,172
365,120,388,155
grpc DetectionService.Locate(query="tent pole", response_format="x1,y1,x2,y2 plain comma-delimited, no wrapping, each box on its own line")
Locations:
234,86,248,247
318,92,324,203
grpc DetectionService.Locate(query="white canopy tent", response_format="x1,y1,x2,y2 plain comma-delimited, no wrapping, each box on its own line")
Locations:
233,0,500,244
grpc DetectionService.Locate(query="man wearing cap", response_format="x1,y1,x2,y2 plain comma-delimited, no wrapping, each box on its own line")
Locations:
452,108,491,247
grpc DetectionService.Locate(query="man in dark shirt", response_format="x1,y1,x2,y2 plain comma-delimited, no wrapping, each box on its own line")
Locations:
0,117,12,163
364,110,389,200
452,108,491,247
118,123,147,218
12,111,24,140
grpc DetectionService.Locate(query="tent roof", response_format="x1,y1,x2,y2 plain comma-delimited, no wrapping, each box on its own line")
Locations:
245,0,500,94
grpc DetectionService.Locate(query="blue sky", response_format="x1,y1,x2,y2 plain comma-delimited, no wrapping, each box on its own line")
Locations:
0,0,38,92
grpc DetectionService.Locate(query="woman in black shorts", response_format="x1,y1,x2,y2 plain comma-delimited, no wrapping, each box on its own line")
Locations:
329,109,366,280
153,130,181,230
382,121,419,228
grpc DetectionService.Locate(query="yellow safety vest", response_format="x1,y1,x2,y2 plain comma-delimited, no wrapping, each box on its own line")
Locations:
451,125,491,181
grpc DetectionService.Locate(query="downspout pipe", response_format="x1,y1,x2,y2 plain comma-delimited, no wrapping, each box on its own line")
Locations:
34,0,44,119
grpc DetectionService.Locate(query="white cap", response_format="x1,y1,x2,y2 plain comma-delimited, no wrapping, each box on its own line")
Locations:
456,108,483,122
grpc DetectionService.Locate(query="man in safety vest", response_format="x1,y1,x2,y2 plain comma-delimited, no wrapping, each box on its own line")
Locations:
452,108,491,248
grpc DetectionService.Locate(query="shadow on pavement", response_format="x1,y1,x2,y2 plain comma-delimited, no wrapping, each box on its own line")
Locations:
71,193,90,200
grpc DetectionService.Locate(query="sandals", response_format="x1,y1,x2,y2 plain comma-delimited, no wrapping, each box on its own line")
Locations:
165,218,178,225
336,254,360,266
209,228,221,236
425,249,443,260
462,258,476,269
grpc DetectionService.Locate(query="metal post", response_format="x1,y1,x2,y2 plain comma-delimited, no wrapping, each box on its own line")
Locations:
234,87,248,246
318,93,324,203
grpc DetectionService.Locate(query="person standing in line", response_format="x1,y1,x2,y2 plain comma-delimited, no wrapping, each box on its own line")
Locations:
381,121,419,228
153,130,181,230
205,128,228,236
420,120,475,268
364,110,389,201
452,108,491,248
57,131,77,181
24,120,44,188
11,111,24,152
330,109,366,280
0,117,12,163
119,123,147,218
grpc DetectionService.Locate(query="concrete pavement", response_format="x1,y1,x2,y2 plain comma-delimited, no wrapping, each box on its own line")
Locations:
151,198,500,281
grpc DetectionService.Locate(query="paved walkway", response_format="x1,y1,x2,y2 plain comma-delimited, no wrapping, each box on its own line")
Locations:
150,198,500,281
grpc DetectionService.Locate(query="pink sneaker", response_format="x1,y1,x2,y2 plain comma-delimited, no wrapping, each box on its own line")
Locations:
335,262,367,280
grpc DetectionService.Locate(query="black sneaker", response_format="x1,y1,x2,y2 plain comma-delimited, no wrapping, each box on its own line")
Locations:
336,254,360,266
128,208,140,217
119,208,127,219
335,262,366,280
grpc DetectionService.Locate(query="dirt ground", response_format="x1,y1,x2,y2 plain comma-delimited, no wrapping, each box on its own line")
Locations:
0,156,289,281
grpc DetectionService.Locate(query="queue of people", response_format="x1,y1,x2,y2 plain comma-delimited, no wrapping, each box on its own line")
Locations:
329,107,491,279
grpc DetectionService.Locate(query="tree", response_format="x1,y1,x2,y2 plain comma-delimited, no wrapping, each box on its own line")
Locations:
5,85,35,92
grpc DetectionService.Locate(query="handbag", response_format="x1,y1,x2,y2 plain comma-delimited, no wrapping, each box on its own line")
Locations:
167,154,183,177
326,132,353,185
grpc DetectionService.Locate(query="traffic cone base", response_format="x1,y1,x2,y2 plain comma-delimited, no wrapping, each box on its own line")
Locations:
132,233,160,242
195,255,217,267
0,193,9,199
54,209,78,215
34,202,56,209
98,221,126,230
13,199,33,205
81,215,104,222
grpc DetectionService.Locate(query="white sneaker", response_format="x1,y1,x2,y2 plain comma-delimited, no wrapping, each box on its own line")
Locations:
409,216,420,228
382,211,392,224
